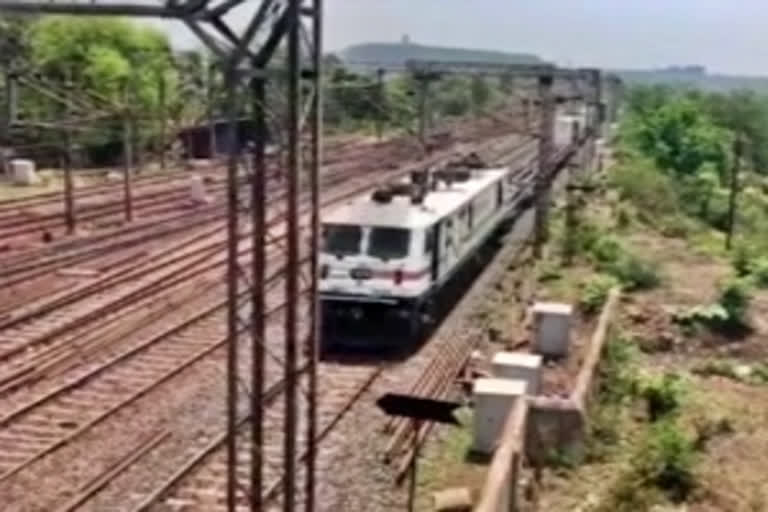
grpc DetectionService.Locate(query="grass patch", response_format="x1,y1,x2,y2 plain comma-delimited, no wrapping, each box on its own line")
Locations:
415,408,487,509
579,274,620,314
692,359,768,385
638,372,686,422
673,276,753,332
596,421,698,511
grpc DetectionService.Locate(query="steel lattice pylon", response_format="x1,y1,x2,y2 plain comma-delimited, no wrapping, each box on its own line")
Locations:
0,0,322,511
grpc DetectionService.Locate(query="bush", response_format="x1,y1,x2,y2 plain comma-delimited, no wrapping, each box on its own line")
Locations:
588,234,661,290
692,416,733,451
634,421,697,502
658,215,692,239
749,257,768,287
609,254,661,290
692,359,739,380
616,205,632,229
591,235,624,265
731,244,754,277
572,219,601,254
598,334,639,404
580,274,620,314
587,404,622,462
536,261,562,282
610,159,680,219
718,277,752,327
674,278,753,331
639,373,685,421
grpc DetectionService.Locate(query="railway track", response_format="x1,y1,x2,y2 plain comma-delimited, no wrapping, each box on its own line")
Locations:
0,113,516,250
0,134,411,247
0,115,528,321
0,117,535,510
0,134,534,396
133,362,383,511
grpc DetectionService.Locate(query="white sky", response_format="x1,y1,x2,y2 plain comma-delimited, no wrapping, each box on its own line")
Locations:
147,0,768,76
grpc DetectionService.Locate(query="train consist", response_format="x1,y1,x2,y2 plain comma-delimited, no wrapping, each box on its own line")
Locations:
319,153,536,349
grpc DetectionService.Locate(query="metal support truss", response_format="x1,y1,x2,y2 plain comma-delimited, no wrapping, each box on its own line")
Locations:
0,1,322,511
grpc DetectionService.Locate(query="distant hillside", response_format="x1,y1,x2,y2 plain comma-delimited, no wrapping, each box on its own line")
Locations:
612,66,768,92
340,41,544,68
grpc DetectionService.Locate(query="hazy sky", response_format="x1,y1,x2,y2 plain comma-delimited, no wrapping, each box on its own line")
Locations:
155,0,768,75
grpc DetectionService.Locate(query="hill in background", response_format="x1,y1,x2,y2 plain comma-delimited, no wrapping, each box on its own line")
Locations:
614,66,768,92
339,37,544,68
338,39,768,92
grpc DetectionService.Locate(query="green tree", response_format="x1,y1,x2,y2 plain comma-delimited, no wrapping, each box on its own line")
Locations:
629,99,725,177
625,84,675,116
27,17,176,109
470,75,491,114
706,89,768,173
23,17,179,155
324,68,379,127
433,76,472,118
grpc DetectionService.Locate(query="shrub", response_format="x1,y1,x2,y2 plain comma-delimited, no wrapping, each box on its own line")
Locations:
692,416,733,451
674,278,753,330
718,277,752,328
658,215,691,239
692,359,739,380
610,159,680,219
572,219,601,254
598,334,639,404
588,234,661,290
600,422,697,511
616,205,632,229
580,274,620,314
749,257,768,288
609,254,661,290
545,447,580,472
536,261,562,282
634,421,697,502
639,373,685,422
752,363,768,384
586,404,622,463
591,235,624,265
731,244,754,277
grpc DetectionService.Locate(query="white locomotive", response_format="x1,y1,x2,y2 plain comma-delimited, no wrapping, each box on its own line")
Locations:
319,154,535,349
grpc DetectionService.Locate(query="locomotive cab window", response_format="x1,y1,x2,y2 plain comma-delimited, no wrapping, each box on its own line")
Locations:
368,227,411,260
322,224,362,257
424,227,436,254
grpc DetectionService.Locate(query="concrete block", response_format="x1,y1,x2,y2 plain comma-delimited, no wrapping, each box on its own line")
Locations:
492,351,542,395
432,487,473,511
188,174,210,204
473,378,526,455
532,302,573,357
10,159,39,185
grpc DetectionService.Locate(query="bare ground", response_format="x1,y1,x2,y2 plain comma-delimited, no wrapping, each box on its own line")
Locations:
540,214,768,511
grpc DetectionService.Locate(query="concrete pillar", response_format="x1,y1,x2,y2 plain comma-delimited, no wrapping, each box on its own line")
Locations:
473,378,527,455
532,302,573,358
492,351,543,395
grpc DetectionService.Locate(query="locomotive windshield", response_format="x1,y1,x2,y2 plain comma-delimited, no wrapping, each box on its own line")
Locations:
322,224,362,256
368,227,411,260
